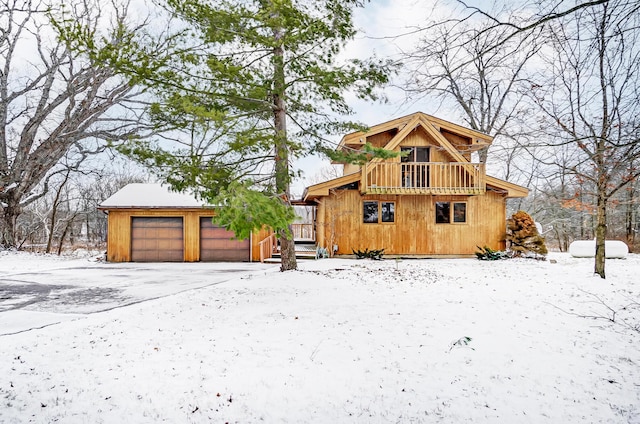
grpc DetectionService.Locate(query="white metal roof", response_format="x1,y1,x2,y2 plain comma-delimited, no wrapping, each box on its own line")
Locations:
99,183,205,209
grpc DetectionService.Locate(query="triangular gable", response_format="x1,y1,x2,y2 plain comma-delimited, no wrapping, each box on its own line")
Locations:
367,114,422,163
339,112,493,152
380,115,470,164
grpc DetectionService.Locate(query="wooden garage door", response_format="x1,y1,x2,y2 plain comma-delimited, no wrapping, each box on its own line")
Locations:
200,217,250,262
131,217,184,262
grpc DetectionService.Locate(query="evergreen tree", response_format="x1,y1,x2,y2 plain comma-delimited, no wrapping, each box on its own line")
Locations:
57,0,392,271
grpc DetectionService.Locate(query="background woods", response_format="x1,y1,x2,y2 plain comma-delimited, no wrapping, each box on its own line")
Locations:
0,0,156,248
0,0,637,275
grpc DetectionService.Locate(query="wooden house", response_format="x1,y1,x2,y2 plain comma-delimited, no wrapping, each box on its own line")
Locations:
99,184,268,262
301,112,528,257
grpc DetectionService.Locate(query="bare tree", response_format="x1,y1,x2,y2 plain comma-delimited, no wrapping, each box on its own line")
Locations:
452,0,611,56
16,157,149,253
0,0,151,248
305,165,342,186
403,17,541,164
45,168,72,253
530,0,640,278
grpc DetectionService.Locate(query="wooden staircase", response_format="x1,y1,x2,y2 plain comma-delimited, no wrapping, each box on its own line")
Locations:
270,241,318,263
258,234,318,263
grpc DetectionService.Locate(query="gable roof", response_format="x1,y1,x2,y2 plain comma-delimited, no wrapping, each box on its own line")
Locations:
338,112,493,154
303,112,527,201
99,183,206,209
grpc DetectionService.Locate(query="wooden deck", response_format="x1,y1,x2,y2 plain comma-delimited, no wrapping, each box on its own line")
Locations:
362,162,485,195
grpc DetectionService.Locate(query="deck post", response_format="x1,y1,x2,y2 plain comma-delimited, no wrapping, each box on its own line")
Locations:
316,199,326,250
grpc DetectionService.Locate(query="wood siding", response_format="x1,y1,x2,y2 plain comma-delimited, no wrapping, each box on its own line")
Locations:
105,208,270,262
315,189,507,256
306,113,524,257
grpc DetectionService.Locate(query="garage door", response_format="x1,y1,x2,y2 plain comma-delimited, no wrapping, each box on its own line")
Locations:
200,217,250,262
131,217,184,262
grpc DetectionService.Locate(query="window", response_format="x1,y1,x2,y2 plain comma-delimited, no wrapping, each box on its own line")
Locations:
436,201,467,224
453,202,466,223
435,202,450,223
363,201,378,223
401,147,430,162
401,147,430,188
381,202,395,222
363,201,395,223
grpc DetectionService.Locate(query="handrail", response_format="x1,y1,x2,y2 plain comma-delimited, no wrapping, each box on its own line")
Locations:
363,162,485,194
258,233,277,263
291,223,315,240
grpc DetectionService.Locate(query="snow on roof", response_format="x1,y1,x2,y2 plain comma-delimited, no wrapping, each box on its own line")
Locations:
99,183,206,209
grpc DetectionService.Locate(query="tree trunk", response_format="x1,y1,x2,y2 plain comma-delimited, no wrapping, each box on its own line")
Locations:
594,191,606,279
0,195,20,248
46,170,71,253
271,10,297,272
45,206,56,253
57,214,77,255
626,178,635,252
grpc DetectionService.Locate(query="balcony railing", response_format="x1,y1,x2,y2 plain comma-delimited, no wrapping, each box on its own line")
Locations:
291,223,315,240
362,162,486,195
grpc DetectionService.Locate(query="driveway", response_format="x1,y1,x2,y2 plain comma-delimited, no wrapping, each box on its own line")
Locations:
0,260,275,335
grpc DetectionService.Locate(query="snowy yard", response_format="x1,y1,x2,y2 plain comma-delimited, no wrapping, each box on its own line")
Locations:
0,252,639,423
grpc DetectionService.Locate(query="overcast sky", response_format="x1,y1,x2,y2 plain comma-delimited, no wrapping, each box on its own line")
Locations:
293,0,467,196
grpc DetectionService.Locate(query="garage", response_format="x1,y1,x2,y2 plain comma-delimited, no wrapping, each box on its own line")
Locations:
131,217,184,262
100,183,269,262
200,217,250,262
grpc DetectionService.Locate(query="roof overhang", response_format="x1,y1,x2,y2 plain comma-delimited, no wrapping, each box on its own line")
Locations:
98,183,211,210
97,206,215,211
303,172,361,202
485,176,529,198
302,173,528,200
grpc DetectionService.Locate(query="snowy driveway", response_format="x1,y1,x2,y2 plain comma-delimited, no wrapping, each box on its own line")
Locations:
0,258,275,335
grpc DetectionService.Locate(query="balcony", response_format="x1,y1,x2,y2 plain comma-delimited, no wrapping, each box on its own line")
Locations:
362,162,486,195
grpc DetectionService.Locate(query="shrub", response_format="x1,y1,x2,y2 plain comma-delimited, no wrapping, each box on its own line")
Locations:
475,245,509,260
352,248,385,260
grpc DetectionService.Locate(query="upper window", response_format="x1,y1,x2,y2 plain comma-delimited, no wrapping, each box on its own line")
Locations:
401,147,430,162
363,201,395,223
436,201,466,224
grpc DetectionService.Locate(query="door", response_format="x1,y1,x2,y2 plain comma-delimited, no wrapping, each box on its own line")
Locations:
200,217,250,262
401,147,430,188
130,217,184,262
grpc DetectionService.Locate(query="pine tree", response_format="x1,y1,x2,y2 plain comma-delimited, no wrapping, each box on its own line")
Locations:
57,0,392,271
506,210,548,259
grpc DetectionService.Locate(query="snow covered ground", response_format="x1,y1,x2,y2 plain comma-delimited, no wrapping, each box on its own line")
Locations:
0,251,638,423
